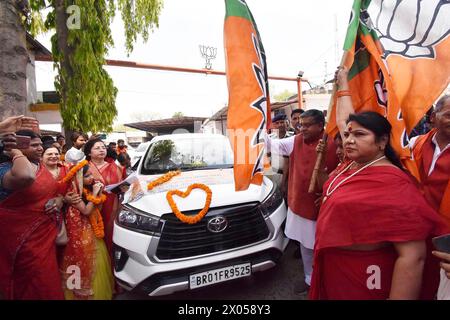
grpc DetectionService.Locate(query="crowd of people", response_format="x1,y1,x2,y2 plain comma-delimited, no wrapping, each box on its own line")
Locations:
0,68,449,300
267,66,450,300
0,120,131,300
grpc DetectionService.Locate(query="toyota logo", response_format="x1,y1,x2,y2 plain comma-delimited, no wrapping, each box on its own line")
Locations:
207,216,228,233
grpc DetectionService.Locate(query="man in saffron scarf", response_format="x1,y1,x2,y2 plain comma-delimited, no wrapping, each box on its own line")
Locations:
410,94,450,299
0,130,67,299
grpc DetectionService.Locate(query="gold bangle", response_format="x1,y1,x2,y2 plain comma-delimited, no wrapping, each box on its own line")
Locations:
336,90,351,98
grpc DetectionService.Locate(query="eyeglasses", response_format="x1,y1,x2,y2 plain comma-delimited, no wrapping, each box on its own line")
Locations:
299,122,318,128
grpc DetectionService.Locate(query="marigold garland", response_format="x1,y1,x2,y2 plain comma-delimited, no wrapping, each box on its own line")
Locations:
83,188,107,205
89,208,105,239
83,188,107,239
60,160,89,184
147,170,181,191
166,183,212,224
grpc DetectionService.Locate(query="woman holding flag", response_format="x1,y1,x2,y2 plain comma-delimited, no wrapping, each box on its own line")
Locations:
309,67,448,300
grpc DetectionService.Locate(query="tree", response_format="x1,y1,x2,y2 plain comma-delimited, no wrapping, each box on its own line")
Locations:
172,111,184,118
0,0,29,118
273,89,296,102
21,0,163,133
129,110,161,122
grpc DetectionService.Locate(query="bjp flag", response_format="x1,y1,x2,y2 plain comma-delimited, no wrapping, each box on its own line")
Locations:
224,0,271,191
327,0,450,178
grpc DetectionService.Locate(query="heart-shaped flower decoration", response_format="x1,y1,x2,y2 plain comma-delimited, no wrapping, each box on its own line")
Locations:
166,183,212,224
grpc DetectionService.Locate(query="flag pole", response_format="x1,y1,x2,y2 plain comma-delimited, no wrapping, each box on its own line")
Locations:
308,51,349,193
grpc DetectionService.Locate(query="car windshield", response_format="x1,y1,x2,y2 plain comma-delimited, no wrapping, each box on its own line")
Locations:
136,142,150,153
141,136,234,175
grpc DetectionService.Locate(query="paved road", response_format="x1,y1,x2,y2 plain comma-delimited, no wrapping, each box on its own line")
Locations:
116,241,308,300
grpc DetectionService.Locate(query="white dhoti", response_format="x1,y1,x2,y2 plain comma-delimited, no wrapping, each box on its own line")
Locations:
284,207,316,285
437,269,450,300
284,207,316,249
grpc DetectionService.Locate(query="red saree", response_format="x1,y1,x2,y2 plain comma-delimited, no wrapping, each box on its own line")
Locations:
88,161,122,256
309,166,448,300
0,165,68,300
61,180,96,298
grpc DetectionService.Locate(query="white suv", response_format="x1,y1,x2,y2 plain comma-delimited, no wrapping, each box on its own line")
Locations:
113,133,288,296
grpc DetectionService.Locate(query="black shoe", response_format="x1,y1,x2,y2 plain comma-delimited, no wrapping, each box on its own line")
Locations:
294,280,310,295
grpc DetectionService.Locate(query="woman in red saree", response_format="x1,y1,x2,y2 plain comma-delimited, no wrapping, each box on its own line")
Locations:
0,134,70,299
309,68,449,300
61,163,114,300
83,138,124,256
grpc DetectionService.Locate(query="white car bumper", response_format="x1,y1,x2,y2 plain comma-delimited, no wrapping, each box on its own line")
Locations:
113,201,288,296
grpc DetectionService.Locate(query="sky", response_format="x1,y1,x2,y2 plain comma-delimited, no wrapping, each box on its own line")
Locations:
35,0,354,125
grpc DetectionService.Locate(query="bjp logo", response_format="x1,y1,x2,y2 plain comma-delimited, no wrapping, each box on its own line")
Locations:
370,0,450,59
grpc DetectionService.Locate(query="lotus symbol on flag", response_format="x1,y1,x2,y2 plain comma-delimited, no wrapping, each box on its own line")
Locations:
371,0,450,58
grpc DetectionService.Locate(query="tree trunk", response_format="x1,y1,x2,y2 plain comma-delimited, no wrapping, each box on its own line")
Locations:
0,0,29,118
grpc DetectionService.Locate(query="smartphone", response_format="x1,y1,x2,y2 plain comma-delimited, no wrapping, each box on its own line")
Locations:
15,135,31,149
45,199,56,210
432,234,450,254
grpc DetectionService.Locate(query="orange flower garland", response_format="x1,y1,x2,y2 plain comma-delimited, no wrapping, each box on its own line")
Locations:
83,188,107,205
147,170,181,191
166,183,212,224
60,160,89,184
83,188,107,239
89,208,105,239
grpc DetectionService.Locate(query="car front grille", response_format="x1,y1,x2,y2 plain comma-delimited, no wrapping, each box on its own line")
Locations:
156,202,270,260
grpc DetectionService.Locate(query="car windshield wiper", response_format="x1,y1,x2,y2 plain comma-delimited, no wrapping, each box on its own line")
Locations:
179,165,234,172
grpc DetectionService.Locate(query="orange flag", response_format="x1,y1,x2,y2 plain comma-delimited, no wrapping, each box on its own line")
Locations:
224,0,271,191
327,0,450,178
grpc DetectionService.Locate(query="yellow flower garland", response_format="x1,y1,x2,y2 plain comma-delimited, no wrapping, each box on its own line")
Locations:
147,170,181,190
166,183,212,224
59,160,89,184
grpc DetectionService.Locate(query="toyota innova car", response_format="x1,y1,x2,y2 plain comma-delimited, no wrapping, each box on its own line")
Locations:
113,133,288,296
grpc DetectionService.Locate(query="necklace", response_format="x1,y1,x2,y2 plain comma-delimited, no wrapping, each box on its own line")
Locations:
48,166,60,179
323,156,386,203
91,160,107,170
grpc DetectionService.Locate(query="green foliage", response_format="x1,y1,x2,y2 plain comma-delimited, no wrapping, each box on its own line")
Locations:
25,0,163,133
26,0,49,35
51,0,117,133
116,0,164,53
172,112,184,118
273,89,296,102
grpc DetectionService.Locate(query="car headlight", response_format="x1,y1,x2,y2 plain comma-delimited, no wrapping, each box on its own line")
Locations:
117,205,164,235
259,186,284,218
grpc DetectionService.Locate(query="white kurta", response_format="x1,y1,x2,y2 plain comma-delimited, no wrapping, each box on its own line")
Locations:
284,207,316,250
438,269,450,300
265,134,317,251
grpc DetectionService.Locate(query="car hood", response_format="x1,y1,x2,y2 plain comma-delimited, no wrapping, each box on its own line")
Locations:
123,169,273,217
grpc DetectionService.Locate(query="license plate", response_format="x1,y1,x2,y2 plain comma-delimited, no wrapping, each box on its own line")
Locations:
189,263,251,289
